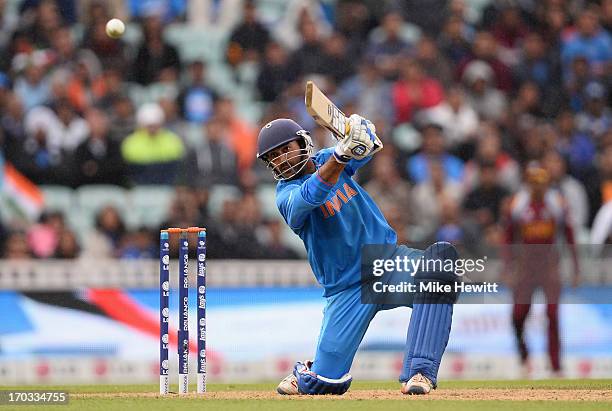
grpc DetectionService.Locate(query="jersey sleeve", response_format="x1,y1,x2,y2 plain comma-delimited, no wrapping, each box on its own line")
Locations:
276,172,335,230
315,147,372,177
344,156,372,176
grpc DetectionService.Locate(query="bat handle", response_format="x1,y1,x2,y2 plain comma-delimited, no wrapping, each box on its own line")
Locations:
340,122,382,150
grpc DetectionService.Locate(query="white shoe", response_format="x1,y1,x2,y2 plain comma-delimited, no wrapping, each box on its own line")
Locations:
401,373,433,395
277,373,299,395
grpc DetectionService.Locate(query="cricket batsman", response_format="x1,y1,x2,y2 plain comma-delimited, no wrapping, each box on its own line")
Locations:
256,115,460,395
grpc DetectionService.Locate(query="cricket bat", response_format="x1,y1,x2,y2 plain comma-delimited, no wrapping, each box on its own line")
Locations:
305,81,381,149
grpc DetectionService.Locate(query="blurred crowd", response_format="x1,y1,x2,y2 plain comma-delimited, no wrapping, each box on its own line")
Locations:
0,0,611,259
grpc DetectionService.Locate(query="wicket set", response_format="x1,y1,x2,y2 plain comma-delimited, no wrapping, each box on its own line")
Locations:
159,227,207,395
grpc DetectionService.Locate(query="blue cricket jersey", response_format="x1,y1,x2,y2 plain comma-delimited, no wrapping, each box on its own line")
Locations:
276,148,397,296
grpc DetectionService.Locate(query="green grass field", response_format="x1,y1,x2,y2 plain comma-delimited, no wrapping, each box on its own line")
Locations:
4,379,611,410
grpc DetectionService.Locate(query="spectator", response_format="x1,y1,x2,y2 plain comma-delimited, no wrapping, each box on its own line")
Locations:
400,0,447,36
561,7,612,79
161,189,204,240
333,0,376,54
82,205,126,258
509,81,545,121
2,231,31,259
320,32,354,84
215,97,256,172
462,60,508,122
120,227,156,259
158,97,188,142
13,54,51,111
407,122,464,184
435,196,475,245
274,0,332,51
555,110,596,181
21,0,77,25
463,160,510,228
539,3,568,48
19,0,62,50
379,202,410,245
575,82,611,141
226,0,269,67
256,42,290,103
11,106,69,184
604,0,612,33
63,58,105,112
366,11,415,79
392,59,444,124
422,85,478,154
260,220,300,259
95,68,126,110
1,92,27,159
411,161,464,242
514,32,561,94
438,15,472,66
364,153,412,216
108,94,135,141
565,56,594,112
491,5,529,67
463,124,521,192
50,26,101,73
337,60,393,126
121,103,185,184
51,98,89,152
459,31,512,92
73,108,126,186
131,14,181,85
286,17,326,81
27,211,65,258
178,60,217,123
206,197,263,259
54,229,80,258
0,0,18,51
415,35,453,87
182,116,239,187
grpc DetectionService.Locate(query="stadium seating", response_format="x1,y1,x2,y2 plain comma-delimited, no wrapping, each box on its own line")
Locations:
76,185,129,215
256,184,279,219
163,25,228,64
208,184,242,217
129,186,175,229
41,186,76,213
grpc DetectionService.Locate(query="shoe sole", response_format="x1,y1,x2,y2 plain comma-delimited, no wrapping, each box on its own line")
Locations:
403,386,430,395
277,384,299,395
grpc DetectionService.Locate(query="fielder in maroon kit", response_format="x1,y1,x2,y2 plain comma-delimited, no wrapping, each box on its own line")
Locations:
503,164,580,376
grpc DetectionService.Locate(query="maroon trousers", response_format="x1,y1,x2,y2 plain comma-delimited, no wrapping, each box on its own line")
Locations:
511,250,561,372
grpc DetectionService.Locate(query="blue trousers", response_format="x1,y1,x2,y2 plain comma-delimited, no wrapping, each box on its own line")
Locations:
310,244,453,385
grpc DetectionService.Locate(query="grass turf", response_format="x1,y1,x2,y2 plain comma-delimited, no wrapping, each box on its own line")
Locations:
3,379,611,411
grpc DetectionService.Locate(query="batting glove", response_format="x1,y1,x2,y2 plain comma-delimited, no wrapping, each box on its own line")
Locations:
333,114,375,163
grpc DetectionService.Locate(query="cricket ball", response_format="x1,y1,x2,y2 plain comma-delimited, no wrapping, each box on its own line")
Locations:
105,18,125,39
